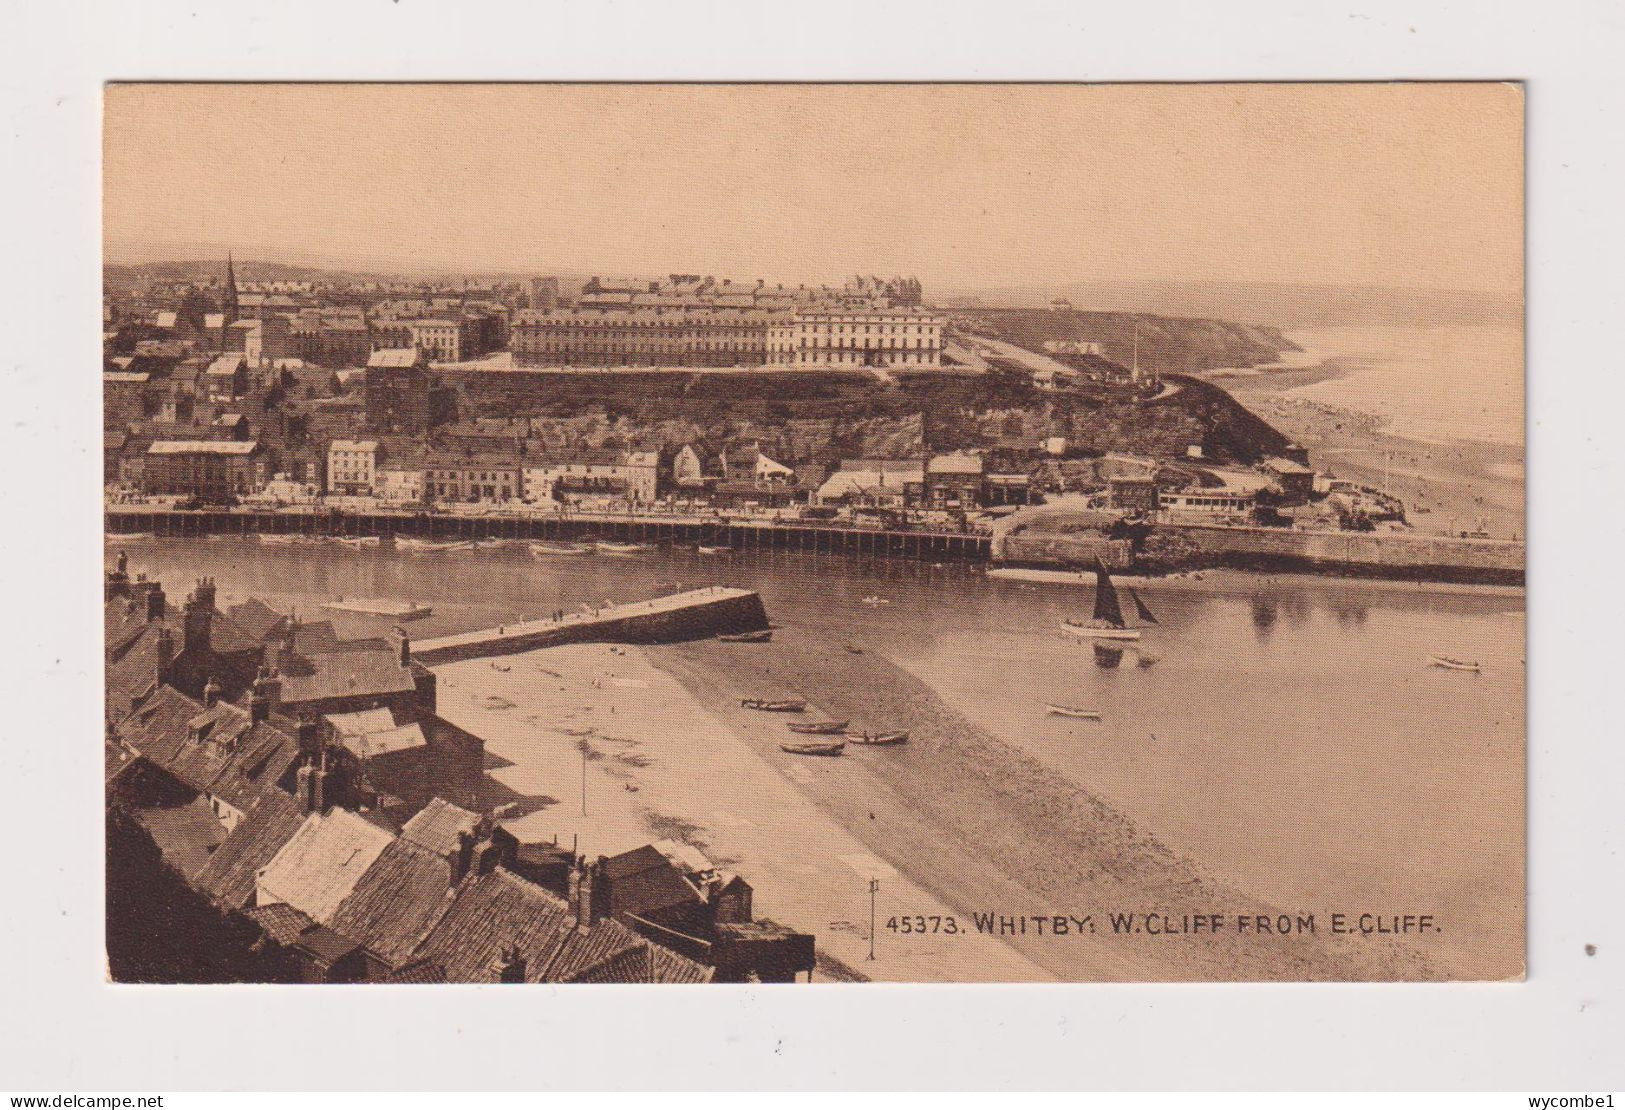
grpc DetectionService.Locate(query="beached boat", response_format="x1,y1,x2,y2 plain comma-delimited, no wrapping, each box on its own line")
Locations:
847,729,909,746
596,541,652,555
530,541,592,556
1061,559,1154,641
397,537,470,553
718,629,772,643
697,544,733,555
105,531,153,542
1428,655,1482,672
779,739,845,756
258,533,300,545
1046,704,1102,720
860,596,890,606
334,535,381,549
788,719,849,735
740,697,807,712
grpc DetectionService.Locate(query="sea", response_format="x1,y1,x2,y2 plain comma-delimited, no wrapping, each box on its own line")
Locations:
112,536,1526,974
1274,324,1524,448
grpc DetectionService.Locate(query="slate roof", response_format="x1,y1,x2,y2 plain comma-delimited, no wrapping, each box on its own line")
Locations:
410,867,710,984
105,623,165,722
256,808,395,924
225,598,287,644
275,651,418,706
399,798,482,860
328,839,456,967
194,787,307,910
601,845,705,922
380,959,446,984
247,901,318,947
121,692,302,815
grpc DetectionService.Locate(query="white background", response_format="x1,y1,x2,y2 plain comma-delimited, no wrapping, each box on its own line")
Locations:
1,0,1620,1092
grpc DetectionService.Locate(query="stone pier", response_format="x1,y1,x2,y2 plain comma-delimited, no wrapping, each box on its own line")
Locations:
411,587,769,665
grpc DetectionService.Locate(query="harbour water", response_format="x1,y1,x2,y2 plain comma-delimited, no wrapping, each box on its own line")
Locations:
113,536,1525,977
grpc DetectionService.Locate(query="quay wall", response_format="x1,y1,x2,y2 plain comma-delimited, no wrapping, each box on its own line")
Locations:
412,588,769,665
104,508,992,564
999,522,1524,585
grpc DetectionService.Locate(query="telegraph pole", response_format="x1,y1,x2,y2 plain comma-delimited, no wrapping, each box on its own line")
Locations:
580,739,588,816
868,878,880,961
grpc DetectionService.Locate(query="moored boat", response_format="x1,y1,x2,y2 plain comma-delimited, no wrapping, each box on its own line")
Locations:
860,595,890,606
397,537,470,553
1062,558,1151,641
596,541,652,555
530,541,592,556
718,629,772,643
1045,704,1102,720
847,729,908,746
740,697,807,712
1428,654,1482,672
258,533,299,545
334,535,381,549
697,544,732,555
779,739,845,756
105,531,153,542
788,719,849,735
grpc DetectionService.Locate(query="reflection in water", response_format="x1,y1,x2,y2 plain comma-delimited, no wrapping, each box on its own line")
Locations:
1251,595,1278,640
1092,643,1125,669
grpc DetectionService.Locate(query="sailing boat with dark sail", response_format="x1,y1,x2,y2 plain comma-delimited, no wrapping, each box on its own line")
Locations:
1060,559,1155,641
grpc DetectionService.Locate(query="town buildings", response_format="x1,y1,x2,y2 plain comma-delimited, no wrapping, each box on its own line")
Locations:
327,439,380,496
143,440,265,501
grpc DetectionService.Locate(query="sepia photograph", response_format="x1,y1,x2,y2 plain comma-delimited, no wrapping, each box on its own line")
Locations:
96,81,1528,988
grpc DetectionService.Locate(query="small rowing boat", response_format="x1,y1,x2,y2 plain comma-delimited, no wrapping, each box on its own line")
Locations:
847,729,909,746
1428,655,1482,672
530,541,592,556
258,533,299,545
1046,704,1102,720
780,739,845,756
860,596,890,606
843,644,865,655
718,629,772,643
697,544,732,555
334,535,381,549
740,697,807,712
788,719,849,735
596,541,651,555
105,531,153,542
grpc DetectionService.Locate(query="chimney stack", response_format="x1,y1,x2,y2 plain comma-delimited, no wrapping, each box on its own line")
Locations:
249,666,281,723
392,626,411,667
489,944,526,983
145,582,167,622
295,717,320,759
201,676,221,708
183,579,214,656
453,829,476,883
570,855,605,933
296,757,320,814
154,626,174,686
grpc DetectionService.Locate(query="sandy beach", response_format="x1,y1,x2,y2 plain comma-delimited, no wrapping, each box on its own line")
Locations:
1210,356,1525,541
432,643,1048,983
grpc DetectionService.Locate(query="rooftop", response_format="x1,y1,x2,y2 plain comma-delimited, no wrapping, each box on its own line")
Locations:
256,807,395,924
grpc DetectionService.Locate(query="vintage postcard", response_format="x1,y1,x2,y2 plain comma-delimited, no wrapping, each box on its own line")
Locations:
102,82,1524,984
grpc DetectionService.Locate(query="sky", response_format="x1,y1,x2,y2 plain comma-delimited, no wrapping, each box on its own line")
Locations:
104,83,1523,295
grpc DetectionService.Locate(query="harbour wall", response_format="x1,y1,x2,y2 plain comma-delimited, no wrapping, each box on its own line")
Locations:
412,587,770,665
999,523,1524,586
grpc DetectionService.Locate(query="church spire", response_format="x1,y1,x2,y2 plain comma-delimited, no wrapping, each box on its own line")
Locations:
224,252,240,325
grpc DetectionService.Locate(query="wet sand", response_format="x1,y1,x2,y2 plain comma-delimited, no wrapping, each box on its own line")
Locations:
646,626,1440,982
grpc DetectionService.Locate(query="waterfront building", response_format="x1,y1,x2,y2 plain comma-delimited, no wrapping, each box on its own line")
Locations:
376,456,426,505
1262,457,1316,499
814,458,925,508
1158,488,1257,523
326,439,379,496
143,439,265,501
425,453,521,504
923,452,986,510
522,448,660,504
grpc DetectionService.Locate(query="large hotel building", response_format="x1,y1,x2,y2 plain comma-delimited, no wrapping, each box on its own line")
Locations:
510,275,943,369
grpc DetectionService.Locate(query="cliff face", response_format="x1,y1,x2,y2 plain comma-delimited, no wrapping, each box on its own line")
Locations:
951,308,1298,373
